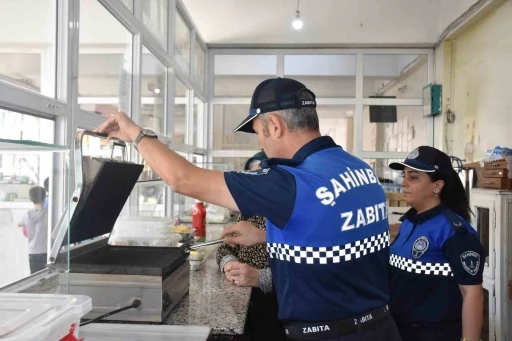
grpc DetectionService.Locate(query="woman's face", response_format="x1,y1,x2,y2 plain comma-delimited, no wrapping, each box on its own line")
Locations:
401,167,444,208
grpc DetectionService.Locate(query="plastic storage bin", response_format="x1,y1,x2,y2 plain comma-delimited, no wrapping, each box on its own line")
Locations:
109,216,181,247
0,293,92,341
80,323,211,340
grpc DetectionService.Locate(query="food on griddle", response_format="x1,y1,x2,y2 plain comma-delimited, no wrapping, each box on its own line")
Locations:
171,224,192,233
189,250,204,261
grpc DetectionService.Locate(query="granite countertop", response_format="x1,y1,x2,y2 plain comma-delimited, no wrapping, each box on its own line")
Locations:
165,222,252,335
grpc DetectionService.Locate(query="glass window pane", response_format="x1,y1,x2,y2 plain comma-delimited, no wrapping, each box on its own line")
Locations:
134,181,166,217
362,158,405,231
213,105,259,150
0,110,55,287
363,54,428,98
214,55,277,97
141,47,166,136
362,158,403,190
476,207,490,266
193,39,205,91
284,55,356,98
192,154,204,164
142,0,168,48
363,106,426,152
212,157,250,171
0,110,54,143
78,0,132,116
318,105,355,154
174,79,189,143
172,152,190,220
0,0,57,98
175,13,191,74
193,97,205,148
120,0,133,12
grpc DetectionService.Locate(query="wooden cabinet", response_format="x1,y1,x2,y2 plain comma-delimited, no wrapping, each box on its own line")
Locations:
470,189,512,341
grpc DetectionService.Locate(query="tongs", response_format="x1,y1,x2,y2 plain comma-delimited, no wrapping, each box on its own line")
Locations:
181,238,225,253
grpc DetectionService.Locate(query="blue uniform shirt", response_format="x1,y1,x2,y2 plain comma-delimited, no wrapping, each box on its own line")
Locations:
225,136,391,322
389,204,486,325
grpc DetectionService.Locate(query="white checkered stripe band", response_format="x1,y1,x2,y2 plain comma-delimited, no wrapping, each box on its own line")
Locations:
389,254,453,276
266,231,390,265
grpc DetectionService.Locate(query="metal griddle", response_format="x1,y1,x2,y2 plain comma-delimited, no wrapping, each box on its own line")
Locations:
49,130,190,323
68,243,185,276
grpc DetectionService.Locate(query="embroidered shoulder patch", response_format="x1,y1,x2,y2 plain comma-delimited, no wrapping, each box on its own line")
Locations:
236,168,270,176
412,236,429,259
460,251,480,276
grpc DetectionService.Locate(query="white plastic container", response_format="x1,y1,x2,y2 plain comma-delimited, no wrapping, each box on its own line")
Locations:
110,216,174,239
189,260,202,271
108,234,181,247
109,216,181,247
80,323,211,341
206,204,231,224
0,293,92,341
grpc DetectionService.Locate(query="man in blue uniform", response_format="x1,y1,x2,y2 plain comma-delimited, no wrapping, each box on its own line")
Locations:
95,77,401,341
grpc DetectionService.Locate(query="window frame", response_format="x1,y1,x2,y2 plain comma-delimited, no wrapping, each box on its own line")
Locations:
207,48,434,161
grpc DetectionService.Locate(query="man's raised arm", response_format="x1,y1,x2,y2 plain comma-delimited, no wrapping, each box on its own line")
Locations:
95,111,239,211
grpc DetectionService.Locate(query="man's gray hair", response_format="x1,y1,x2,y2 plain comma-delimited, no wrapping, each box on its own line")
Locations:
260,89,319,136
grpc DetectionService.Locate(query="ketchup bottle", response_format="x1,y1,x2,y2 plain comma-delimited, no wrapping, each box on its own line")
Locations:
192,199,206,238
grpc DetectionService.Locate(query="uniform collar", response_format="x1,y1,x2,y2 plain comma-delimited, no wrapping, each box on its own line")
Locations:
401,203,446,225
292,136,339,162
262,136,340,167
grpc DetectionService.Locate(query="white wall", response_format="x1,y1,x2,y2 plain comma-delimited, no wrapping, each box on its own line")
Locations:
438,0,480,34
325,117,354,154
214,55,277,75
361,58,429,152
380,59,429,151
444,1,512,161
214,75,277,97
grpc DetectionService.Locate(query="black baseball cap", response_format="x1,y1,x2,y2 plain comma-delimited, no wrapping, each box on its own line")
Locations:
233,77,317,133
389,146,453,173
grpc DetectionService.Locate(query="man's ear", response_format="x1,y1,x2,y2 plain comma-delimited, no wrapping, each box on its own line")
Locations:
267,114,284,137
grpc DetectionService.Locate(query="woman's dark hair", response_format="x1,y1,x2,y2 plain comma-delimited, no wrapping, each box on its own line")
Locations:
44,177,49,193
428,169,473,222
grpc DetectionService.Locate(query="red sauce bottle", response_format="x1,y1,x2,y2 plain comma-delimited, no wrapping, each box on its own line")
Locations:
192,199,206,238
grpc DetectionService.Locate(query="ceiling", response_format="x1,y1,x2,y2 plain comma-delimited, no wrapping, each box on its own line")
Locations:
181,0,477,47
0,0,477,47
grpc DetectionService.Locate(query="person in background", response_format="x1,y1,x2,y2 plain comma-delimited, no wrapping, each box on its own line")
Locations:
43,177,49,209
388,146,485,341
17,186,48,274
216,151,287,341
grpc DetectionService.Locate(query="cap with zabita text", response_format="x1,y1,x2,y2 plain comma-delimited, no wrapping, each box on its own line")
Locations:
233,77,317,134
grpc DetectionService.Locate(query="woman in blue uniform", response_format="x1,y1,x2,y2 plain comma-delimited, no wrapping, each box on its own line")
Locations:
388,146,485,341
